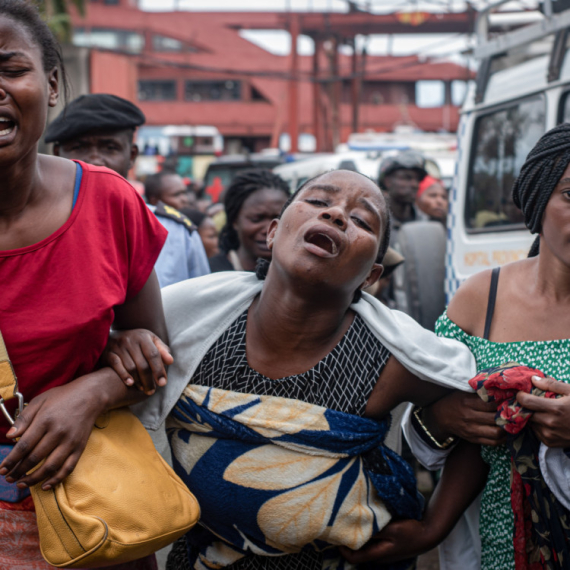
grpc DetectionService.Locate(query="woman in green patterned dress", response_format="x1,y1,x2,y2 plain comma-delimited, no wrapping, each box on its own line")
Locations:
342,123,570,569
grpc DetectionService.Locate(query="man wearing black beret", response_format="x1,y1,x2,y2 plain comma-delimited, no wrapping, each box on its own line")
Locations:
46,94,144,177
47,93,210,287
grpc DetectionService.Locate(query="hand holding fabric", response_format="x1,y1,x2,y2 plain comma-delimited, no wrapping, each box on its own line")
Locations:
469,363,557,435
517,376,570,448
101,329,173,395
423,390,506,446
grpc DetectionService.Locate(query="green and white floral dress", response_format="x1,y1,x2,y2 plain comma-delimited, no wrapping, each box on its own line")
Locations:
436,312,570,570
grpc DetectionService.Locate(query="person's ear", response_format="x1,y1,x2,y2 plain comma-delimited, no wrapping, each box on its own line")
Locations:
52,142,60,157
266,219,279,251
47,68,59,108
360,263,384,291
129,144,139,170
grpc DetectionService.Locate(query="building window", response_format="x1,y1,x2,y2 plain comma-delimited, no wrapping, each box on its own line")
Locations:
152,35,198,53
415,80,445,108
138,80,177,102
73,27,144,54
185,80,241,102
451,80,469,106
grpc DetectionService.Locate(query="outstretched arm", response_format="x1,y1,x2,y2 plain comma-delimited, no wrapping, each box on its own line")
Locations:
364,356,452,420
340,440,488,564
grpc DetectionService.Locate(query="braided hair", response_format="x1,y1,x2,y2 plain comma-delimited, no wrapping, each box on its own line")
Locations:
512,123,570,257
0,0,69,103
256,171,392,304
218,169,290,253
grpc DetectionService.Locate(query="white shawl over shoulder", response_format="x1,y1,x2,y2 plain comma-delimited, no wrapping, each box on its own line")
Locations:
133,271,475,430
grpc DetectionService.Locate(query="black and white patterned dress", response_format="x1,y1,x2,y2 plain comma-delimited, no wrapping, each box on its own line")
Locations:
167,310,391,570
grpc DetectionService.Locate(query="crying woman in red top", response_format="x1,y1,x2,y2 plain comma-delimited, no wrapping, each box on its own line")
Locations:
0,2,169,569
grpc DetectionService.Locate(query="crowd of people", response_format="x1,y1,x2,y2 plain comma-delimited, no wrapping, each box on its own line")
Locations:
1,2,569,570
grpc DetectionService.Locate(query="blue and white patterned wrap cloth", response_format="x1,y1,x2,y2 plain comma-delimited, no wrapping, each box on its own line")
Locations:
0,444,30,502
167,385,423,570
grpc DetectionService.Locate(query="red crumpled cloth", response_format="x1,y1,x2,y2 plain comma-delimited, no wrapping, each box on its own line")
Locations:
468,362,567,570
468,362,557,434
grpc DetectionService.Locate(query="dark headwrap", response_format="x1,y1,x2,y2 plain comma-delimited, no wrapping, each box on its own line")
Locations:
512,123,570,257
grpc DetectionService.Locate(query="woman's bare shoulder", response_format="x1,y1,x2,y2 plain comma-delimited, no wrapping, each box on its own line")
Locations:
447,269,495,336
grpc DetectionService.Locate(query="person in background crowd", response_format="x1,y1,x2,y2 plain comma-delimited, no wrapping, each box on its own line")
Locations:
143,171,210,287
47,95,210,288
209,169,290,273
47,93,143,178
0,3,169,568
378,151,427,245
186,180,203,209
365,247,405,307
206,201,227,232
181,208,220,259
416,175,448,225
145,171,192,211
183,182,199,210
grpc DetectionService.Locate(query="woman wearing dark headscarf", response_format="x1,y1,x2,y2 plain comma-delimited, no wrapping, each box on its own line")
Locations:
348,123,570,570
209,170,290,272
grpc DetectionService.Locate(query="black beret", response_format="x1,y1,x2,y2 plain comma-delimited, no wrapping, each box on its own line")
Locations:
45,94,145,144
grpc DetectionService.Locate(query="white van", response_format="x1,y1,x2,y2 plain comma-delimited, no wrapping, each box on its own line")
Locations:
448,0,570,299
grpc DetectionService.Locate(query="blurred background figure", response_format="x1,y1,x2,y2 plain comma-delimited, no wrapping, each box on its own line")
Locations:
48,93,144,179
378,151,427,244
181,209,220,259
145,171,192,211
365,247,405,308
205,202,226,232
209,170,290,273
416,175,448,225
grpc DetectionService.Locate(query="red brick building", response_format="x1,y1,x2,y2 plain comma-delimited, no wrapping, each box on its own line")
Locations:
73,0,473,152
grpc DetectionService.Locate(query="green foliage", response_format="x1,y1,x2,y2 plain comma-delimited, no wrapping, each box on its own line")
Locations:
33,0,85,43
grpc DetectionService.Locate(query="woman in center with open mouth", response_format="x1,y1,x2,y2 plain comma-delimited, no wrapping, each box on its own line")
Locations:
117,169,479,570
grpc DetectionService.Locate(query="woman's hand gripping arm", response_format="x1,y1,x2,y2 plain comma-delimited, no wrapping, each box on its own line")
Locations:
0,270,169,491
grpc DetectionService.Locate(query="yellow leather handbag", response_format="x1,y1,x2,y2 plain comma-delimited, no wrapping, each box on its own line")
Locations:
0,332,200,568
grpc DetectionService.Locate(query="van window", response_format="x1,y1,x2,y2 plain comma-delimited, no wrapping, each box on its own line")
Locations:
465,97,545,231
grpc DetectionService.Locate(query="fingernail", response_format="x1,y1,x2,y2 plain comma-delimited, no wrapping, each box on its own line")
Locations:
42,484,51,491
5,476,14,483
0,468,7,476
146,389,156,396
16,482,27,489
532,375,543,381
158,377,167,386
126,378,134,386
6,428,16,438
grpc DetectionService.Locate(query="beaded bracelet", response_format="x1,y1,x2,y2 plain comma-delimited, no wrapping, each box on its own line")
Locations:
412,406,457,450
